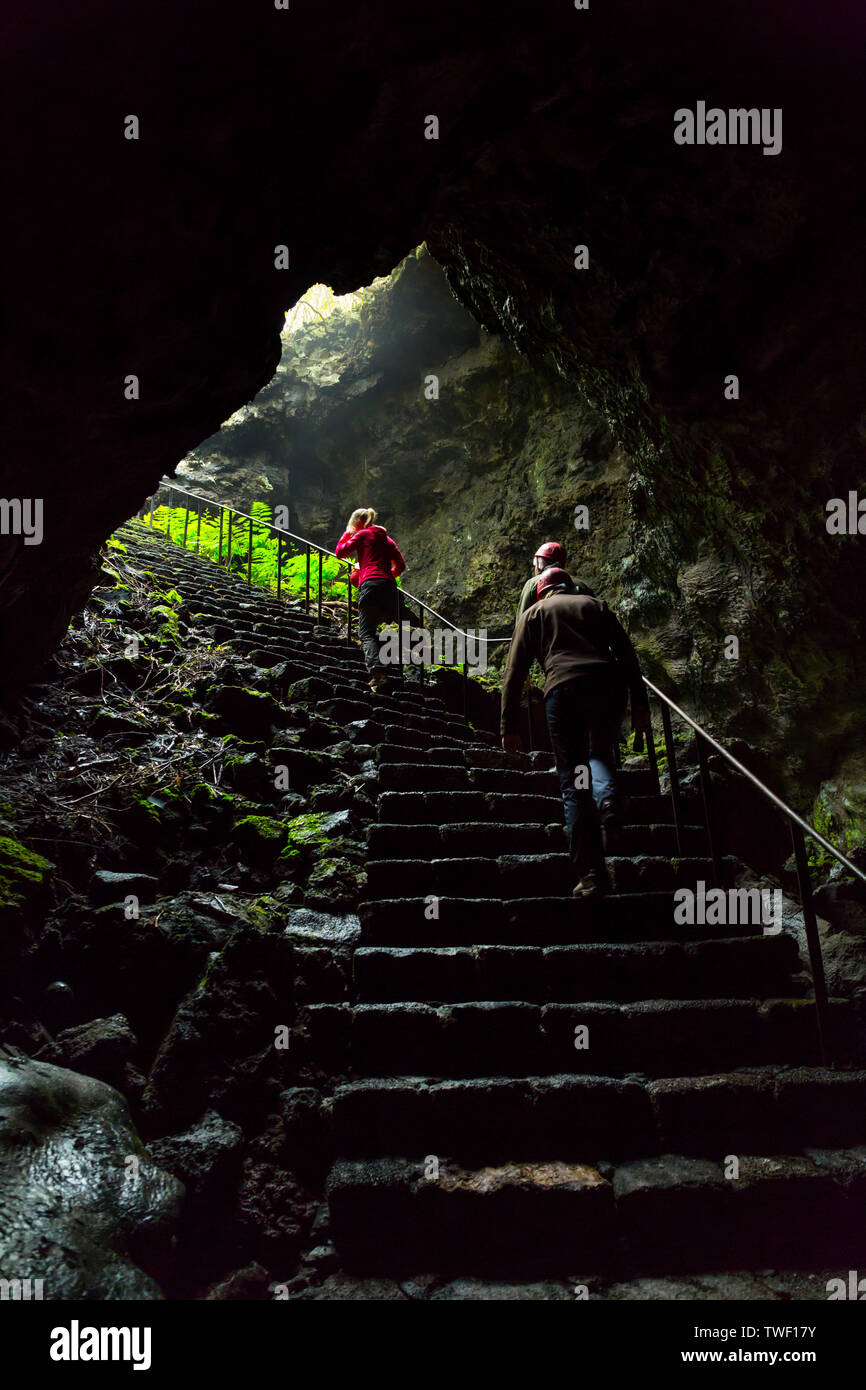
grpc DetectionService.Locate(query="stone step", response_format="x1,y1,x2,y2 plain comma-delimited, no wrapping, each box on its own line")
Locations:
327,1147,866,1276
332,685,447,716
348,721,493,755
376,791,679,826
376,745,656,790
304,998,852,1079
364,855,739,899
376,763,563,795
380,723,499,749
358,894,765,945
329,1067,866,1164
117,535,338,623
245,650,320,674
180,604,325,641
352,934,802,1003
364,855,570,898
319,700,474,742
368,821,708,859
377,791,558,823
368,822,563,858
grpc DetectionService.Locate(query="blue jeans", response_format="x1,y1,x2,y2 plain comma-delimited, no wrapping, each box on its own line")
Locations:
544,671,625,877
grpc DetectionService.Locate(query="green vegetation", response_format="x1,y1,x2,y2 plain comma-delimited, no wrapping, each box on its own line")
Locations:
151,597,182,644
0,836,52,911
806,796,866,877
133,503,349,603
648,731,670,778
286,811,333,846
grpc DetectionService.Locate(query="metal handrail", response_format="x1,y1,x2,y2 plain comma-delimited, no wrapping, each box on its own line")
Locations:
149,479,511,641
140,481,861,1062
642,678,866,885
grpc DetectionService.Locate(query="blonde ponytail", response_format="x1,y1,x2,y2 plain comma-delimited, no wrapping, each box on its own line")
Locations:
348,506,377,530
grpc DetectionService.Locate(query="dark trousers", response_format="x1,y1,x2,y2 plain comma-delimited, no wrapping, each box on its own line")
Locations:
544,671,625,877
357,578,416,673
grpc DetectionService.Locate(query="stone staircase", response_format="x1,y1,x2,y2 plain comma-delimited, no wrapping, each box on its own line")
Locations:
114,522,866,1285
329,736,866,1279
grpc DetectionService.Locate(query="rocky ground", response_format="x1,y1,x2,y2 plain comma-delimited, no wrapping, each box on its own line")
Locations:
0,524,381,1298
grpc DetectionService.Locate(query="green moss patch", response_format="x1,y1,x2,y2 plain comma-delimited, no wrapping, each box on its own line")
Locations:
0,837,52,912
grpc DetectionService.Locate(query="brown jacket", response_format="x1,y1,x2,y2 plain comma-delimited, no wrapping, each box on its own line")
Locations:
501,592,648,735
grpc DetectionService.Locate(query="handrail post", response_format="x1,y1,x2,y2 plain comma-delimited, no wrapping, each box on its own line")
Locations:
247,516,253,584
305,546,311,614
227,511,233,571
195,497,203,554
397,590,404,680
418,606,426,685
696,732,722,888
346,565,352,644
644,699,662,795
149,495,155,528
182,498,190,550
462,660,468,720
790,822,828,1066
661,702,684,858
317,552,323,623
276,532,283,600
217,507,224,566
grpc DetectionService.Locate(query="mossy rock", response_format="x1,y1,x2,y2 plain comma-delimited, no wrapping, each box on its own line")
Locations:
269,745,328,791
163,703,193,730
304,857,366,911
232,815,289,866
285,810,354,848
189,783,236,811
207,686,285,739
276,843,303,876
191,710,222,730
223,751,272,800
288,677,332,703
0,837,53,920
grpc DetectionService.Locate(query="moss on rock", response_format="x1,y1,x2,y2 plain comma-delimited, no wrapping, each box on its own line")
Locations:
0,837,52,913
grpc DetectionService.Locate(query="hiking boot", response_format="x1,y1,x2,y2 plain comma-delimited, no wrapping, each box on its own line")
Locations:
572,869,608,900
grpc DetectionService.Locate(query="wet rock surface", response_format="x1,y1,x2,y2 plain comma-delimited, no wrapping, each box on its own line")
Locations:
0,1050,183,1300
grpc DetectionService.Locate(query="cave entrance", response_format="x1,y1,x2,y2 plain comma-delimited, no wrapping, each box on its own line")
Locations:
163,243,491,616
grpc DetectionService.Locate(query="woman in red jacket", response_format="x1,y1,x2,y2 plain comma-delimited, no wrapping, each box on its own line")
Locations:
335,507,411,688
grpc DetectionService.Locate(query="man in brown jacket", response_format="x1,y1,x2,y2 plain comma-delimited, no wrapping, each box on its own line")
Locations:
501,567,651,898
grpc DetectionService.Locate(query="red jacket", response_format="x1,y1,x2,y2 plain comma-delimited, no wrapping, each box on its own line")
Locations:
335,525,406,586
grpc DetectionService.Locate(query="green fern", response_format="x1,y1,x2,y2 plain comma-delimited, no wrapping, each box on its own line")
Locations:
141,503,351,605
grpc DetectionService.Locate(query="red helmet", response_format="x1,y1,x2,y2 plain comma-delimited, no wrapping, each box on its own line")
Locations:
537,566,574,599
533,541,566,571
